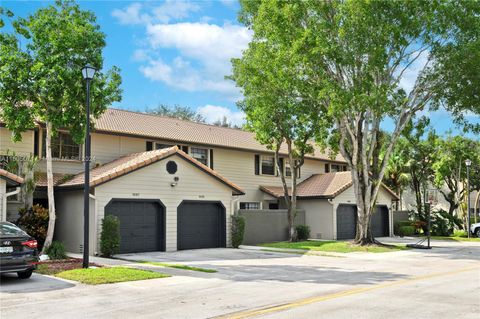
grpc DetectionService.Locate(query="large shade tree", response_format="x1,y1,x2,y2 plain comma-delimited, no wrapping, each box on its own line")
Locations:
432,136,480,220
236,0,480,244
231,36,330,239
0,0,122,252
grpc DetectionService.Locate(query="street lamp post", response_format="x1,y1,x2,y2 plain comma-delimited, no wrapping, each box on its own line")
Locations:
82,65,97,268
465,159,472,238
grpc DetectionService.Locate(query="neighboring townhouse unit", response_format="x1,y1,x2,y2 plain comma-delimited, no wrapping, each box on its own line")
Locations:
1,108,398,254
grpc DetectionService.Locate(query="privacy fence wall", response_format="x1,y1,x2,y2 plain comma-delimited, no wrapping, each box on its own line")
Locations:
238,209,305,245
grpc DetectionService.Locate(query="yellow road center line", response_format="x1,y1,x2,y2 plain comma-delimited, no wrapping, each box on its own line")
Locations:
214,265,480,319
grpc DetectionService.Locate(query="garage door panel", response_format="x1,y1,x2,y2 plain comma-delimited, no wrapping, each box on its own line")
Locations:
106,200,165,254
177,202,226,250
372,205,389,237
336,205,357,240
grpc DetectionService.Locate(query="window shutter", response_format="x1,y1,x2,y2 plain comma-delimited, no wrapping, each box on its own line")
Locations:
254,154,260,175
297,166,301,179
34,129,39,157
182,145,189,153
325,163,330,173
209,149,214,169
279,158,284,176
146,141,153,151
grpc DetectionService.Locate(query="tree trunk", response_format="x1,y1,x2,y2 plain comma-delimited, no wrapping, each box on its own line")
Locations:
41,121,56,254
351,168,375,245
274,141,298,242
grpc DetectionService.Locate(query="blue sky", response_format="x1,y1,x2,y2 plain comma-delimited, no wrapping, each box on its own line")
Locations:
2,0,478,136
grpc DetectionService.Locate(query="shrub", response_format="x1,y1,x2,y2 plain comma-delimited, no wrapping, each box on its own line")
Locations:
16,204,49,249
46,241,67,259
231,215,245,248
394,221,413,236
398,226,415,236
430,209,460,236
295,225,310,241
100,215,120,257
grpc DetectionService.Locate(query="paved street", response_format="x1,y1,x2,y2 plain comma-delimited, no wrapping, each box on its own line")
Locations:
1,239,479,319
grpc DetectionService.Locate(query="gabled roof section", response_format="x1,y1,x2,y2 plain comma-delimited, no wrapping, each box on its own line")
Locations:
0,169,24,186
93,108,345,163
57,146,245,195
260,172,399,200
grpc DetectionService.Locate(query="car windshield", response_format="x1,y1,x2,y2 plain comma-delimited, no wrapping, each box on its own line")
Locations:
0,223,27,237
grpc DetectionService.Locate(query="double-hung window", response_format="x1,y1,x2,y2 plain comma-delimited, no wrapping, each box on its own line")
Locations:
191,147,208,166
261,155,275,175
46,132,81,160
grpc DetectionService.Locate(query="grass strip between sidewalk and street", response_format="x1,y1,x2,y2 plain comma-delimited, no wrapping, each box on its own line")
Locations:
56,266,170,285
139,261,217,273
260,240,408,253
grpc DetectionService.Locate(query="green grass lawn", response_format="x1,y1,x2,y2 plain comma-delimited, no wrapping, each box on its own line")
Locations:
429,236,480,242
56,267,170,285
260,240,408,253
139,261,217,273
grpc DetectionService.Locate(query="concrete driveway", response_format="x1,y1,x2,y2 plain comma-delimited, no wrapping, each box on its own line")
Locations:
1,239,479,319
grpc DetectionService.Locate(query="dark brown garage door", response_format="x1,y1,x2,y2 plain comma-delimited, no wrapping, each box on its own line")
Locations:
105,199,165,253
372,205,390,237
336,204,357,240
177,201,226,250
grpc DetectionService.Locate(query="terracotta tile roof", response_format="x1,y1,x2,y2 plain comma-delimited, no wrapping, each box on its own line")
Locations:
58,146,245,195
35,173,71,187
260,172,399,200
0,169,24,185
93,108,345,163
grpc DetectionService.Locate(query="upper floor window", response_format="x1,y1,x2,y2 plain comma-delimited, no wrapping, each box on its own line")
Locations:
191,147,208,166
44,132,81,160
261,155,275,175
284,160,300,177
329,164,348,172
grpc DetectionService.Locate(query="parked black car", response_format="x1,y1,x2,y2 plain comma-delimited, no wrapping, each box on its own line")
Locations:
0,222,39,279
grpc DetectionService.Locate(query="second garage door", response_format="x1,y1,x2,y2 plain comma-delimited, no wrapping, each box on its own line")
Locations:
336,204,357,240
105,199,165,254
372,205,390,237
177,201,226,250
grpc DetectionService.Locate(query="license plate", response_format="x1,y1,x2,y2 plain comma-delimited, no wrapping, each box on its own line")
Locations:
0,246,13,253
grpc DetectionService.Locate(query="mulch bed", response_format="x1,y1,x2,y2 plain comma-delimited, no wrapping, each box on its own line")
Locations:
35,258,102,275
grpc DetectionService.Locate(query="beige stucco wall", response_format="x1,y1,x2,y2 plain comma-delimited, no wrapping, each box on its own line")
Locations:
297,199,334,240
55,190,95,255
332,186,395,239
0,127,34,156
91,133,146,165
94,154,234,253
213,147,328,207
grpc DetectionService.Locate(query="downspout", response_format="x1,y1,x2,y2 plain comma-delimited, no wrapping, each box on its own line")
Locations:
4,187,21,221
327,198,335,240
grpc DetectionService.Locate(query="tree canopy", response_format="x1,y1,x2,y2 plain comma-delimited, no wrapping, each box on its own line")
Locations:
235,0,480,244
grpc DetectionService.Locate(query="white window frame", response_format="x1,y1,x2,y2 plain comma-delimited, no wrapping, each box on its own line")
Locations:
239,202,261,210
260,155,276,176
46,131,82,160
189,146,209,166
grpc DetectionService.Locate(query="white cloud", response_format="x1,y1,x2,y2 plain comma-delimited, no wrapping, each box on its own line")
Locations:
112,3,151,25
152,1,200,23
142,22,251,96
197,104,245,126
398,50,430,93
112,1,199,25
113,2,251,99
